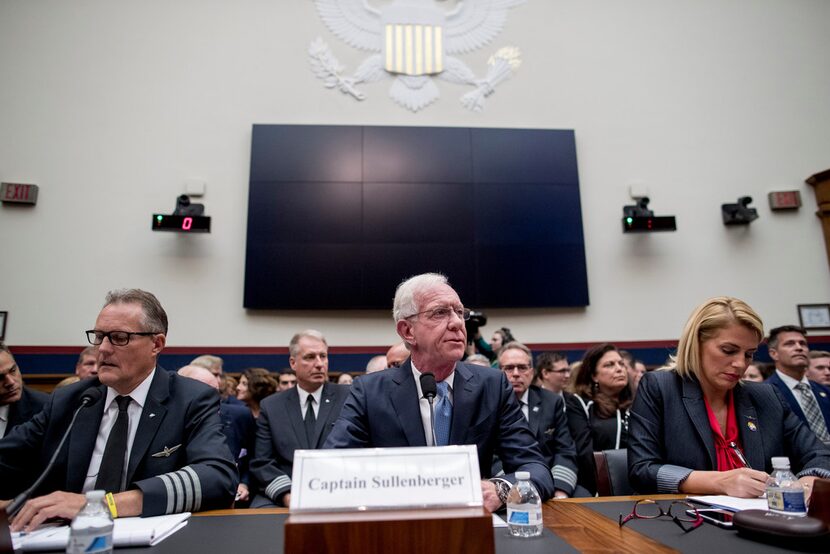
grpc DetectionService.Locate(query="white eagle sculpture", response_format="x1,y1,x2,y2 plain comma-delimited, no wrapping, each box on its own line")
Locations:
308,0,525,112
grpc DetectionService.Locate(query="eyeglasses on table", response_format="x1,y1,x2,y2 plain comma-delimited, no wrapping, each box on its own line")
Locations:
618,499,703,533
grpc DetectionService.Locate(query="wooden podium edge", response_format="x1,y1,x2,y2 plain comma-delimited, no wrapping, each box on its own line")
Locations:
284,506,495,554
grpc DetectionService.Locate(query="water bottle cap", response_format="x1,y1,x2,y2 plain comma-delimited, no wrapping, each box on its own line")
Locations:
771,456,790,469
85,490,106,501
515,471,530,480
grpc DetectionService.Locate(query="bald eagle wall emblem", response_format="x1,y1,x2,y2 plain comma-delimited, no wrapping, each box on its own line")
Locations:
308,0,526,112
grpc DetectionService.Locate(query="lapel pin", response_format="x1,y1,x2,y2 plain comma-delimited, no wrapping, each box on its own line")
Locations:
747,421,757,432
325,398,330,403
820,392,827,398
151,444,181,458
532,406,539,412
149,413,156,418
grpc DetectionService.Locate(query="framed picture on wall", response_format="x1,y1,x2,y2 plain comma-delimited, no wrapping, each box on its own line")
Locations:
797,304,830,330
0,311,6,342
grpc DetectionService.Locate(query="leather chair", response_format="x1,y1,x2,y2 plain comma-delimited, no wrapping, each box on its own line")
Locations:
593,448,634,496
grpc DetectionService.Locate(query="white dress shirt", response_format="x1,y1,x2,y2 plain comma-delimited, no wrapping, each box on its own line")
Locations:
297,384,322,418
83,368,156,492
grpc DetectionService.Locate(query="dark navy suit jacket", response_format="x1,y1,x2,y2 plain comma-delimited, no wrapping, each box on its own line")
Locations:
251,382,349,505
765,371,830,432
220,402,256,486
0,369,238,515
629,371,830,494
4,386,48,437
324,361,555,500
492,386,578,495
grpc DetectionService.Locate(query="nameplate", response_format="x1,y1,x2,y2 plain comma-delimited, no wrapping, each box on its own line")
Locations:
290,445,483,512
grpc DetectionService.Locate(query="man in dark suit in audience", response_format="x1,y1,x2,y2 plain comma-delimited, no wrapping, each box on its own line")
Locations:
277,370,297,392
766,325,830,445
178,364,255,504
496,341,578,498
0,345,48,438
250,330,349,507
325,273,554,510
0,289,238,531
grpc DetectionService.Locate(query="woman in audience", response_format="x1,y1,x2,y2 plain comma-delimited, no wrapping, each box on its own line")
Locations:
336,372,354,385
564,343,633,494
236,367,277,418
629,297,830,497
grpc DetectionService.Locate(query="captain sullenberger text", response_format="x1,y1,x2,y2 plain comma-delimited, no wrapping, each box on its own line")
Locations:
308,475,467,493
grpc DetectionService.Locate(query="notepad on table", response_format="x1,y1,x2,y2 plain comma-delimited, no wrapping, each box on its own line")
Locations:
688,495,768,512
12,512,190,551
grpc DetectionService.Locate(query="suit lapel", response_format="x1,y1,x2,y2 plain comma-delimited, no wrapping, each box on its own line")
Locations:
389,363,427,446
126,370,169,484
735,385,764,470
810,382,830,425
681,378,717,470
527,388,541,435
283,387,308,448
67,382,106,491
312,383,336,447
449,363,477,445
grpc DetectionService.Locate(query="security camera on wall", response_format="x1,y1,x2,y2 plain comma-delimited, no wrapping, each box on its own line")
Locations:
152,194,211,233
721,196,758,226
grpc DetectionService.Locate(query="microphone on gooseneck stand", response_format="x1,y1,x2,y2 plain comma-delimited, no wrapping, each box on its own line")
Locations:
6,387,103,519
419,372,438,447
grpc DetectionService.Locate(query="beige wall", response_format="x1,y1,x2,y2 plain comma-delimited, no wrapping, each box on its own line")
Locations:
1,0,829,348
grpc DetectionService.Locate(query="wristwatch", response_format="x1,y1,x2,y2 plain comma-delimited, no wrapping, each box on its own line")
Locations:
491,479,511,506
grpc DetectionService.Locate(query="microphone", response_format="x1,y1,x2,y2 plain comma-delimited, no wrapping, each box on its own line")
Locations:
419,373,438,447
6,387,103,518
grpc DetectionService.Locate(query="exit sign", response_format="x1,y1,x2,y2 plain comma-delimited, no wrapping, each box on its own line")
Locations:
0,182,39,205
768,190,801,210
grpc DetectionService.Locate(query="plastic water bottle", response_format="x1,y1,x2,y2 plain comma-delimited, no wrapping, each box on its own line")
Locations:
66,490,114,554
506,471,543,537
766,457,807,517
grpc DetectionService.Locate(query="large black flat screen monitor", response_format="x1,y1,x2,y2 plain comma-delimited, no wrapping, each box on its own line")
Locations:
244,125,589,309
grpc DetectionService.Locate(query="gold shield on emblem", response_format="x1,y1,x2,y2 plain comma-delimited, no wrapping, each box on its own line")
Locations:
384,24,443,76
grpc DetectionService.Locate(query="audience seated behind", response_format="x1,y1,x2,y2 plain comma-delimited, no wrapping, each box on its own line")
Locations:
178,365,256,505
628,297,830,498
74,346,98,379
0,345,49,439
237,367,277,419
190,354,241,405
564,343,632,496
808,350,830,386
534,351,570,395
765,325,830,446
495,342,579,498
276,369,297,392
250,330,349,508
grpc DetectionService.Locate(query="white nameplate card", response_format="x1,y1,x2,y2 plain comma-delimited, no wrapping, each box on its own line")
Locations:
290,445,483,512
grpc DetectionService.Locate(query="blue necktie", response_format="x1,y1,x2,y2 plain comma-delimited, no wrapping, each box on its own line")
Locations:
434,381,452,446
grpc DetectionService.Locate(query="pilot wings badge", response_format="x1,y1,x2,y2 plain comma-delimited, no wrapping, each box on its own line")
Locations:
308,0,525,112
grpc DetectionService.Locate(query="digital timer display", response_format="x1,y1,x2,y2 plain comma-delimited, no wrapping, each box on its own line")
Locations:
152,214,211,233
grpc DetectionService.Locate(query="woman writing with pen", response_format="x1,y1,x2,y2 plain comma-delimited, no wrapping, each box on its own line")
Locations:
628,297,830,497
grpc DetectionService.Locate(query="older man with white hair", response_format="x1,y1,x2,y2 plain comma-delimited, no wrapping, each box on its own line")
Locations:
325,273,554,510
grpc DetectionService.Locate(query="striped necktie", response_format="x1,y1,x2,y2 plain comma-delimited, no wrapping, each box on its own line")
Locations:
794,383,830,444
434,381,452,446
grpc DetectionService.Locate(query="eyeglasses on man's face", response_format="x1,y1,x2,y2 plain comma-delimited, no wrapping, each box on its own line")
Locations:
406,306,471,323
501,364,532,373
85,330,160,346
619,499,702,533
